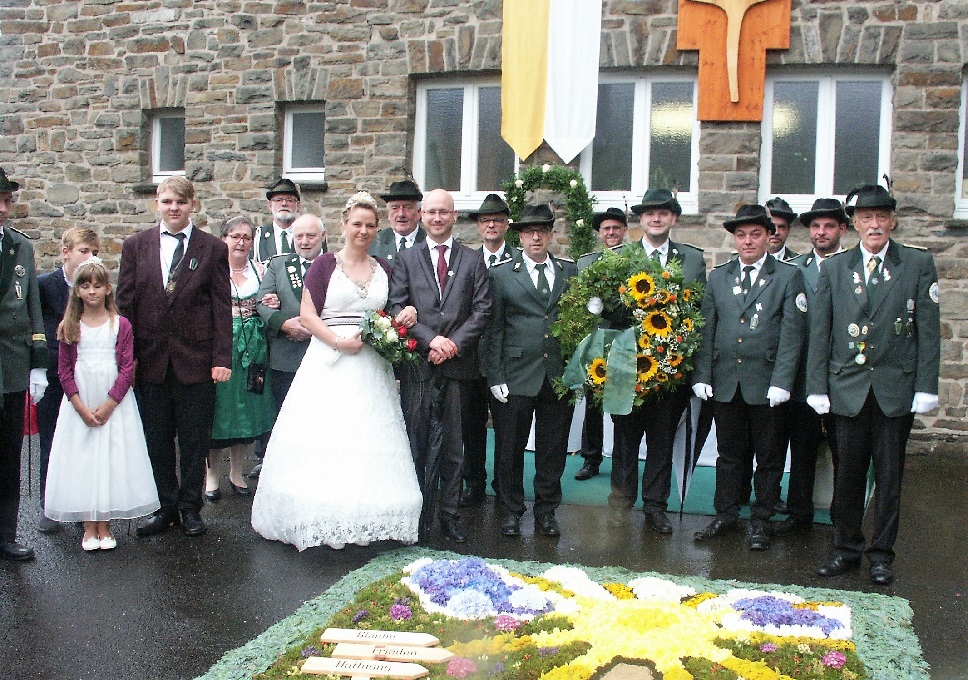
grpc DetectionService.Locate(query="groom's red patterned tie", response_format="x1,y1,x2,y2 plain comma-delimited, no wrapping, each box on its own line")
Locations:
436,244,448,294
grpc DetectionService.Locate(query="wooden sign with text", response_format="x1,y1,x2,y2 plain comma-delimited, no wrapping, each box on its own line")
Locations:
677,0,791,121
320,628,441,647
302,656,429,678
332,643,455,664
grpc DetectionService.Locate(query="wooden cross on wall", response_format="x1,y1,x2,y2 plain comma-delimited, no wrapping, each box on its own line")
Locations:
677,0,791,121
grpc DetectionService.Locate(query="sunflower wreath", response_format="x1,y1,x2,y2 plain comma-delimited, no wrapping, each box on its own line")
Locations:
501,163,596,259
552,246,705,414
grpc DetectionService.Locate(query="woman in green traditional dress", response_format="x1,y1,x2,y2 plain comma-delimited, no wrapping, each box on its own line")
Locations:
205,215,276,500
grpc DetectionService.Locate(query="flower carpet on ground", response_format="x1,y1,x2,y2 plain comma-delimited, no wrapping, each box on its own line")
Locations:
198,548,928,680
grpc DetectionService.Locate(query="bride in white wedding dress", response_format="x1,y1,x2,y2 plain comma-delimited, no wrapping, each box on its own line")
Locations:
251,192,422,550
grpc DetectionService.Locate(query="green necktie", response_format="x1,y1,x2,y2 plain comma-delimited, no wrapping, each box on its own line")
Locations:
535,262,550,297
280,230,292,254
650,249,662,264
399,236,408,252
741,265,754,300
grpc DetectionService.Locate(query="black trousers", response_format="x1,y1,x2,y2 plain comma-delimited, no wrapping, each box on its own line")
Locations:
579,391,604,465
712,393,785,521
0,391,26,543
608,386,690,512
832,389,913,566
36,376,64,504
269,368,296,413
492,378,573,519
400,374,465,526
783,400,838,520
460,376,492,489
135,369,216,514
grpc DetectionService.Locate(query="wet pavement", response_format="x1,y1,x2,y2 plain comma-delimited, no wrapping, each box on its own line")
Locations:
1,447,965,680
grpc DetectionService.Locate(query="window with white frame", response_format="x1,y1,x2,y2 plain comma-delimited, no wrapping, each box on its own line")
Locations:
579,77,700,214
151,110,185,183
414,80,516,210
283,104,326,182
760,73,893,213
955,77,968,219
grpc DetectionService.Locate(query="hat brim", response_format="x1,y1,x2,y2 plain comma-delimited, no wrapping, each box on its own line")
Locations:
591,213,627,231
0,180,20,193
629,202,682,216
380,192,423,203
266,189,300,200
798,208,848,226
511,218,554,231
723,214,775,233
768,209,797,222
845,201,896,217
468,208,510,221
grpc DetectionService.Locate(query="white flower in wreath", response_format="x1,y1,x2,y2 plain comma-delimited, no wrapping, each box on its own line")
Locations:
541,163,551,172
587,296,604,315
515,179,524,188
569,179,578,188
576,218,585,227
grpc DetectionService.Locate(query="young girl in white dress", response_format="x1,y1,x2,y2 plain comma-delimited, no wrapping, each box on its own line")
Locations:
44,258,159,551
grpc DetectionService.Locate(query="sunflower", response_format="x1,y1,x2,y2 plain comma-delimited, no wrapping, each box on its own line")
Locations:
681,288,692,302
642,310,673,336
667,352,684,367
636,354,658,383
637,333,652,350
656,370,669,383
588,358,608,385
655,289,671,304
628,272,655,300
682,317,694,332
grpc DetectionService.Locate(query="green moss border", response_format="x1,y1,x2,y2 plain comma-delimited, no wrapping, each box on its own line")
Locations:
196,547,928,680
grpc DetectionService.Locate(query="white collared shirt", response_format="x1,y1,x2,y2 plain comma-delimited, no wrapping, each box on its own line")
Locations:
483,243,506,268
774,245,790,261
522,252,555,291
812,247,843,270
397,229,419,252
739,253,768,286
860,243,889,283
642,238,669,267
428,236,454,289
160,222,194,287
274,224,294,256
62,266,73,289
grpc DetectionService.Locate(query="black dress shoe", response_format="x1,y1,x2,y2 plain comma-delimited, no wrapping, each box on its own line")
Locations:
229,482,251,497
769,516,812,536
694,517,737,541
574,463,599,481
773,501,788,515
499,515,521,537
441,518,467,543
247,462,263,479
1,541,35,562
459,484,486,508
817,555,861,577
180,511,207,537
748,522,771,551
643,511,673,534
535,514,561,537
37,514,62,534
870,563,895,586
136,510,179,537
204,489,221,502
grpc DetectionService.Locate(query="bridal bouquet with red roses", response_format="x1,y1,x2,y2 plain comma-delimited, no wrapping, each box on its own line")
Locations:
360,309,419,365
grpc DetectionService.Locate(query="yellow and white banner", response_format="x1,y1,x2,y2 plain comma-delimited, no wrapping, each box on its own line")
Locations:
501,0,603,163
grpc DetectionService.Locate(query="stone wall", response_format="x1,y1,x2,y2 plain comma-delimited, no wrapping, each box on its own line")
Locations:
1,0,967,449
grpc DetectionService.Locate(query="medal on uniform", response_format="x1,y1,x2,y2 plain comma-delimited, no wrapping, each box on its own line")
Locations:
848,323,860,337
861,325,868,335
755,302,763,312
907,299,915,312
855,341,867,365
732,285,742,295
14,264,25,277
749,313,759,330
166,280,176,294
895,318,903,335
882,268,891,281
189,258,198,270
14,282,22,300
855,285,863,295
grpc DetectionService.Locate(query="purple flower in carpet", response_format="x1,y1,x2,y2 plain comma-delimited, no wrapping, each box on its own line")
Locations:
822,650,847,668
395,596,411,606
733,595,843,635
390,603,413,621
446,657,478,677
300,645,321,658
760,642,778,653
492,662,505,674
352,609,369,623
538,646,560,656
493,614,521,631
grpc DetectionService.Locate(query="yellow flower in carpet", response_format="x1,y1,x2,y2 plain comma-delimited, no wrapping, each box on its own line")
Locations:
642,310,673,336
682,317,694,332
637,354,658,382
668,352,683,367
603,583,635,599
628,272,655,300
588,358,607,385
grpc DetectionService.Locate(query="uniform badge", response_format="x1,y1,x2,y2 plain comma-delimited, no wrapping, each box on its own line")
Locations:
758,278,765,287
854,286,863,295
847,323,860,337
796,293,807,313
189,258,198,270
14,264,25,277
929,282,940,304
861,325,868,336
755,302,763,312
853,272,862,284
855,353,867,365
882,268,891,282
907,298,915,312
513,262,522,271
732,286,742,295
749,313,759,331
14,282,22,300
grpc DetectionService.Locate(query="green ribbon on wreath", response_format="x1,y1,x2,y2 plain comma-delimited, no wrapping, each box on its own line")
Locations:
603,327,638,415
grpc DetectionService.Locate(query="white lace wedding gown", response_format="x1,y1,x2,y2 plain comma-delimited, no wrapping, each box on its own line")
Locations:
251,263,422,550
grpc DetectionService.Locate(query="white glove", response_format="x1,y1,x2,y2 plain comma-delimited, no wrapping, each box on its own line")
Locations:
767,386,791,408
29,368,49,404
489,384,509,403
911,392,939,414
692,383,713,400
806,394,830,415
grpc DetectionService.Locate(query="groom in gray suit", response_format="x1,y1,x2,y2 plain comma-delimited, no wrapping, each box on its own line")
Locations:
388,189,492,543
